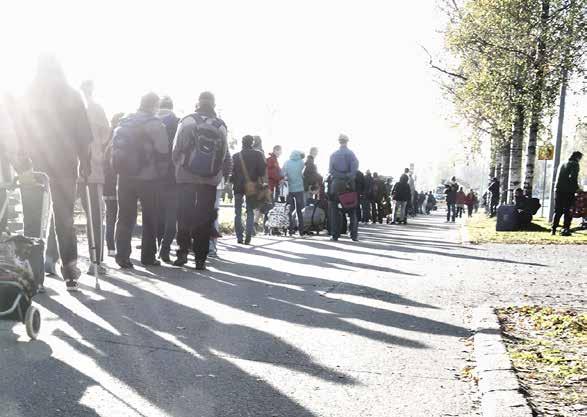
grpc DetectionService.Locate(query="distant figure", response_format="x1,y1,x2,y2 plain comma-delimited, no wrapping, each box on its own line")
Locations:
487,177,500,217
514,188,533,230
303,147,321,202
456,186,466,218
425,191,437,214
445,181,458,223
552,151,583,236
283,150,306,236
267,145,284,201
392,174,411,224
362,170,373,223
465,190,476,217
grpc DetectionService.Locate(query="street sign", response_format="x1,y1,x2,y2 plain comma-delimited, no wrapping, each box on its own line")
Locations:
538,144,554,160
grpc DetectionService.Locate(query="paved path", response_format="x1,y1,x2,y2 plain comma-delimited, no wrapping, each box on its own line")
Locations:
1,213,584,417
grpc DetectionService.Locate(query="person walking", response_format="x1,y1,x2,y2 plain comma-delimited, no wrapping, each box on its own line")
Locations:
283,150,306,236
487,177,500,217
455,186,466,218
391,174,411,224
113,92,169,269
425,191,436,214
552,151,583,236
362,170,373,223
20,55,93,291
231,135,266,244
172,92,230,270
465,190,475,217
155,96,180,263
77,80,110,275
370,172,384,223
103,112,125,257
445,181,457,223
303,147,321,202
267,145,283,201
328,134,359,241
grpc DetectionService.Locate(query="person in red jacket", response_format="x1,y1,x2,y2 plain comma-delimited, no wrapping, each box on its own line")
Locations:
464,190,475,217
456,186,467,218
266,145,283,201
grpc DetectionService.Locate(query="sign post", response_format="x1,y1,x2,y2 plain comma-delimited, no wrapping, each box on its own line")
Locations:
538,144,554,217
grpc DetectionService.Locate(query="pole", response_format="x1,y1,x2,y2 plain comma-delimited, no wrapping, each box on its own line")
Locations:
549,67,568,222
541,159,547,217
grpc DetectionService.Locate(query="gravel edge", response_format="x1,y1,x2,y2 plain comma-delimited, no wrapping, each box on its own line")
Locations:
472,306,534,417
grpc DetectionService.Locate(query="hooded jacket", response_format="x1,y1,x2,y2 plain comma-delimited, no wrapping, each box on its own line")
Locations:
392,175,411,202
157,108,180,184
283,151,305,193
81,97,110,184
172,110,231,187
266,152,283,190
116,111,170,181
303,155,320,191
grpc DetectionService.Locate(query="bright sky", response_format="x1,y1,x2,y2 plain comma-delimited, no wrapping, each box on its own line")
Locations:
1,0,469,181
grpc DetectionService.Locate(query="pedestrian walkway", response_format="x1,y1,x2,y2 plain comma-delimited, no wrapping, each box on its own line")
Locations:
1,213,584,417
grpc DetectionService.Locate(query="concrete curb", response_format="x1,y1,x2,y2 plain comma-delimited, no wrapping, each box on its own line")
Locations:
472,306,534,417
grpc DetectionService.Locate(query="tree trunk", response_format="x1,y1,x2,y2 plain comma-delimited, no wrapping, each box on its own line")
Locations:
509,104,525,203
524,0,550,197
489,141,497,184
500,138,511,204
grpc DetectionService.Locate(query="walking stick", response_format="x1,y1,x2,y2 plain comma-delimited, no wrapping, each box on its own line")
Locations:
84,182,101,290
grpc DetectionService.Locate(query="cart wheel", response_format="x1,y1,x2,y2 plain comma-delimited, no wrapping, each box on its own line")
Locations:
25,305,41,340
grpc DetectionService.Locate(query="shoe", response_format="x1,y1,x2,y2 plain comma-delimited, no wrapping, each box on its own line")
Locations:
244,237,251,245
116,259,134,269
237,239,244,244
61,264,81,281
195,261,206,271
37,284,46,294
551,226,557,236
108,250,116,257
159,252,172,263
142,260,161,267
208,252,219,259
87,264,108,276
66,280,79,292
173,255,188,267
330,237,339,241
561,229,572,237
45,257,57,276
352,237,359,242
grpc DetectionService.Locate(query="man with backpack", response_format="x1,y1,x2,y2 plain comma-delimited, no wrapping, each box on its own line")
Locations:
171,92,230,270
156,96,180,263
112,92,169,269
231,135,267,244
328,134,359,241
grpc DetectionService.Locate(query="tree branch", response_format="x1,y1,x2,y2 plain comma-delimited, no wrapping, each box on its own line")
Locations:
421,45,468,80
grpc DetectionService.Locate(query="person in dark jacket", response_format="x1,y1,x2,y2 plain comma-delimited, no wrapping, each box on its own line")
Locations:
445,181,458,222
103,112,125,257
487,177,500,217
20,55,93,291
355,170,366,224
552,151,583,236
391,174,411,224
231,135,267,244
156,96,180,263
266,145,283,200
361,170,373,223
114,93,170,269
370,172,385,223
303,147,320,201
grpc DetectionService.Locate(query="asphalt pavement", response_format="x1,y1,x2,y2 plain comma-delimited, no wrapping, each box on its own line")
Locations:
1,212,584,417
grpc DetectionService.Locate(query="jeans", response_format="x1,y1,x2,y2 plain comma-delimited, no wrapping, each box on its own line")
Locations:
467,205,474,217
360,197,370,222
393,200,408,222
209,187,222,254
234,193,255,242
371,200,382,223
553,191,575,230
287,191,305,235
157,184,178,256
329,202,358,240
176,183,217,262
446,203,456,222
115,177,159,264
105,197,118,252
79,183,105,262
456,205,464,218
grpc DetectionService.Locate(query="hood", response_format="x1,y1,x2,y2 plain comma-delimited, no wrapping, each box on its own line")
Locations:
157,109,176,118
119,111,156,128
289,150,303,161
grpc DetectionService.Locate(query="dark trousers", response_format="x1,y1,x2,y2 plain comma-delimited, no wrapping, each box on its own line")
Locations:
177,183,217,262
467,204,474,217
370,200,382,223
78,183,104,262
456,205,464,218
234,193,255,241
446,203,456,222
329,202,358,240
287,191,305,235
105,197,118,252
360,197,370,222
553,191,575,230
157,184,178,256
49,178,78,269
115,177,159,264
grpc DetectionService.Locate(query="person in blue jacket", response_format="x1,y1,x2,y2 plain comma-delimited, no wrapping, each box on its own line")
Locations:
283,150,306,236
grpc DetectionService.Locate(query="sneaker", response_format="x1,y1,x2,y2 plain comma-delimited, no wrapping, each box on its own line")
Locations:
195,261,206,271
87,264,108,276
330,237,339,241
173,255,188,267
142,260,161,267
237,239,244,244
66,280,79,292
61,264,81,281
37,284,46,294
208,251,219,259
351,237,359,242
159,253,172,264
108,250,116,257
561,229,572,237
244,237,251,245
116,259,134,269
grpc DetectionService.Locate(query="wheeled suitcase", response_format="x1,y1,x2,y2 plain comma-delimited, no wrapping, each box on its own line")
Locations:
496,204,519,231
298,204,326,233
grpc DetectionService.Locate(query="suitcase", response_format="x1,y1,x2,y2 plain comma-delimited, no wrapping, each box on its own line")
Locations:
297,204,326,233
496,204,519,231
265,202,289,231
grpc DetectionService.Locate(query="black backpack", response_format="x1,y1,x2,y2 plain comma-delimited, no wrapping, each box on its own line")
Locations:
182,114,227,178
111,118,156,177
